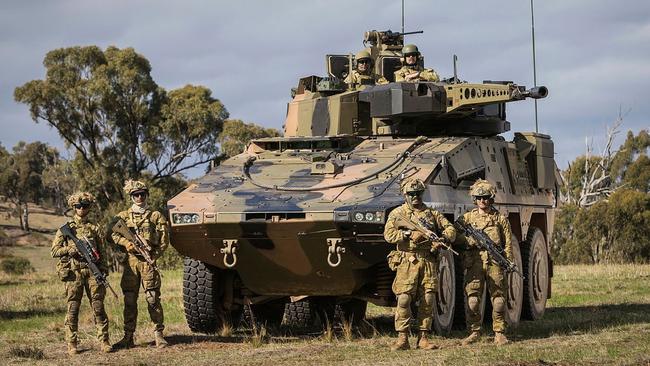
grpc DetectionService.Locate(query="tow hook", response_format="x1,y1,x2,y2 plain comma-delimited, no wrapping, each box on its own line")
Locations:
326,238,345,267
221,239,238,268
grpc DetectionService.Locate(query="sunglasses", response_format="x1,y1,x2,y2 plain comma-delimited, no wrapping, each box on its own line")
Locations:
74,203,90,209
406,191,423,197
404,53,418,58
358,59,371,64
475,196,491,201
131,192,148,198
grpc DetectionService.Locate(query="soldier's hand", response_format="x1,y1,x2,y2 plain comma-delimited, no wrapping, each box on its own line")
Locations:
430,241,442,251
467,236,479,248
125,241,138,254
410,231,427,243
405,72,420,81
66,245,81,257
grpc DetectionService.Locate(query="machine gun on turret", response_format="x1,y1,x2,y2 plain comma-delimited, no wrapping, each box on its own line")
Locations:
363,29,423,46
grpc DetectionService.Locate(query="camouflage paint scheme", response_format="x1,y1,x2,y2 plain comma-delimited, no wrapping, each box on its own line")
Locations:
168,30,555,331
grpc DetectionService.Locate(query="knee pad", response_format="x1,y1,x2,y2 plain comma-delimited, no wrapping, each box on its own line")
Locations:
397,293,412,309
492,297,506,312
423,292,435,306
467,296,480,312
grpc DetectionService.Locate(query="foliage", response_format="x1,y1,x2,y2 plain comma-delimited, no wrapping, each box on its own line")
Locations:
14,46,227,207
8,346,45,360
218,119,281,159
157,246,183,270
0,142,58,231
1,256,35,275
555,129,650,264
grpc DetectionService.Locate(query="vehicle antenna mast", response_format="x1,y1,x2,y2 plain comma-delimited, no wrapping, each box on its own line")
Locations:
530,0,539,132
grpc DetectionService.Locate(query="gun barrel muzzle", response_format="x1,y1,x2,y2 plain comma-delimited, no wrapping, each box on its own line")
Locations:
526,86,548,99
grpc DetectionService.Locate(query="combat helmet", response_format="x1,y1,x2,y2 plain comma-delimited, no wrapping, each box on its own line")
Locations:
469,179,497,200
401,178,426,195
355,50,372,65
402,44,420,56
123,179,149,196
67,192,96,208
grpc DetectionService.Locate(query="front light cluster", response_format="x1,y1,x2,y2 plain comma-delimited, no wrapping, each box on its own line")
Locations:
172,213,200,225
353,211,384,223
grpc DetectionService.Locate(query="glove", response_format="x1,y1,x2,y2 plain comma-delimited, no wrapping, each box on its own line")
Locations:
430,241,443,251
410,231,427,243
125,241,138,254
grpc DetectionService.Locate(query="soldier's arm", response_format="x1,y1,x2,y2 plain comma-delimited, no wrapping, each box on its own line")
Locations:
454,214,472,247
154,212,170,255
111,213,136,251
375,75,388,85
394,69,406,82
384,210,408,244
420,68,440,82
499,214,513,260
51,229,70,258
94,224,109,273
432,211,456,243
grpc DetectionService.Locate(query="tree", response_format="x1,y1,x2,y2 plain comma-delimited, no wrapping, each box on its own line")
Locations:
0,142,57,231
14,46,227,205
218,119,281,159
42,157,76,215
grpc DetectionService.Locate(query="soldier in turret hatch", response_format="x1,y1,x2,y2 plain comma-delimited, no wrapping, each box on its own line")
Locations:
394,44,440,83
344,50,388,90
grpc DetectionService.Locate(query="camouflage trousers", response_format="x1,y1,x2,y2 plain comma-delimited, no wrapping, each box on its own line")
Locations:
120,255,164,333
391,251,437,332
64,268,109,343
464,250,507,333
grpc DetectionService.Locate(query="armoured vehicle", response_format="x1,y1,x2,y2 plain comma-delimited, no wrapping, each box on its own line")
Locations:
168,30,556,334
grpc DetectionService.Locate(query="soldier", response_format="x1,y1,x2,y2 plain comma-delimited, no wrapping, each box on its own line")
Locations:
383,178,456,350
344,50,388,90
394,44,440,83
457,179,513,346
112,180,170,349
51,192,112,355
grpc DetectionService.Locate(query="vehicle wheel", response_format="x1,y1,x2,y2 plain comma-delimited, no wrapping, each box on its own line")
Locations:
433,249,456,335
283,298,318,329
336,298,367,326
521,227,549,320
243,299,287,329
183,258,230,333
506,236,524,328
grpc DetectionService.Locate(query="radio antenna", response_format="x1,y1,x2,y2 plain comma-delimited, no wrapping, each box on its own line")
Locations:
530,0,539,132
401,0,405,34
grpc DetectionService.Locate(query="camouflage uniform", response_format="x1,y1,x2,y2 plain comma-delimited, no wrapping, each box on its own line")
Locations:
51,192,111,354
344,70,388,90
394,65,440,83
457,179,513,345
111,180,170,348
383,178,456,350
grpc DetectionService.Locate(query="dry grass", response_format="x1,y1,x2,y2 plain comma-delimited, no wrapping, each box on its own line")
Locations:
0,225,649,365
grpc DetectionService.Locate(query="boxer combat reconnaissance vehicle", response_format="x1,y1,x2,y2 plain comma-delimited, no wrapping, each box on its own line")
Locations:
168,30,556,334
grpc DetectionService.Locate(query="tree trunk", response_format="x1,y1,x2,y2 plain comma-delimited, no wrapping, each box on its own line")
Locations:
22,204,30,232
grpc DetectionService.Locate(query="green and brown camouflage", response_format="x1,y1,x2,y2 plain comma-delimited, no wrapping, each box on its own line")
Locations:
168,29,555,334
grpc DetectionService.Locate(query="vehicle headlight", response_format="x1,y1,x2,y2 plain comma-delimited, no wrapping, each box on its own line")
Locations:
354,212,364,221
352,210,386,223
172,213,200,225
365,212,374,221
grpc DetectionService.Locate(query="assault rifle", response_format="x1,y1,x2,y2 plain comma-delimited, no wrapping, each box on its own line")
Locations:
395,213,459,255
455,221,523,278
111,218,161,275
59,223,118,298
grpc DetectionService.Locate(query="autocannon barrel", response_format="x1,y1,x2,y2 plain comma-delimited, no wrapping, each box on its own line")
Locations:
523,86,548,99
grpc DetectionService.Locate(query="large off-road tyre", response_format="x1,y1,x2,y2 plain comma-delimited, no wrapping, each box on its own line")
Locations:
521,227,549,320
183,258,223,333
505,237,524,328
243,299,287,330
283,298,318,329
336,298,367,327
433,249,456,335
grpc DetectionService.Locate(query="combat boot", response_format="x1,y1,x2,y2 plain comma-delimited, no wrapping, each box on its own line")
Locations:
461,331,480,346
416,331,439,350
154,330,168,348
494,332,509,346
113,332,135,349
67,342,79,356
390,331,410,351
100,339,113,353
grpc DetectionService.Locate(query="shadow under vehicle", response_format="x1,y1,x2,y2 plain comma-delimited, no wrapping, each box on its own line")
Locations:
168,29,556,334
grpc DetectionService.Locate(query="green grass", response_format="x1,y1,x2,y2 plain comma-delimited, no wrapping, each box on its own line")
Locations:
1,254,649,365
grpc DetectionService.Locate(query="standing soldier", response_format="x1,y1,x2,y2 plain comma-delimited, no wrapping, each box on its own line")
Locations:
112,180,170,349
51,192,112,355
344,50,388,90
383,178,456,350
394,44,440,83
457,179,513,346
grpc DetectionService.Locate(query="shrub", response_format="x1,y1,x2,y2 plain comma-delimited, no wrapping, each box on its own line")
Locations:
1,256,35,275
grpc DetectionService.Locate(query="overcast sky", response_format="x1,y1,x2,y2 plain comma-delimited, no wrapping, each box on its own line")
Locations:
1,0,648,176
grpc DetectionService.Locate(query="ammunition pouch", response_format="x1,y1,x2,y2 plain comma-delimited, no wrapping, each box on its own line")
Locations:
387,250,403,271
56,258,74,282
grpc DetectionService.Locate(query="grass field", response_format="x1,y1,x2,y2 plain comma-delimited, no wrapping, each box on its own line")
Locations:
1,247,649,366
